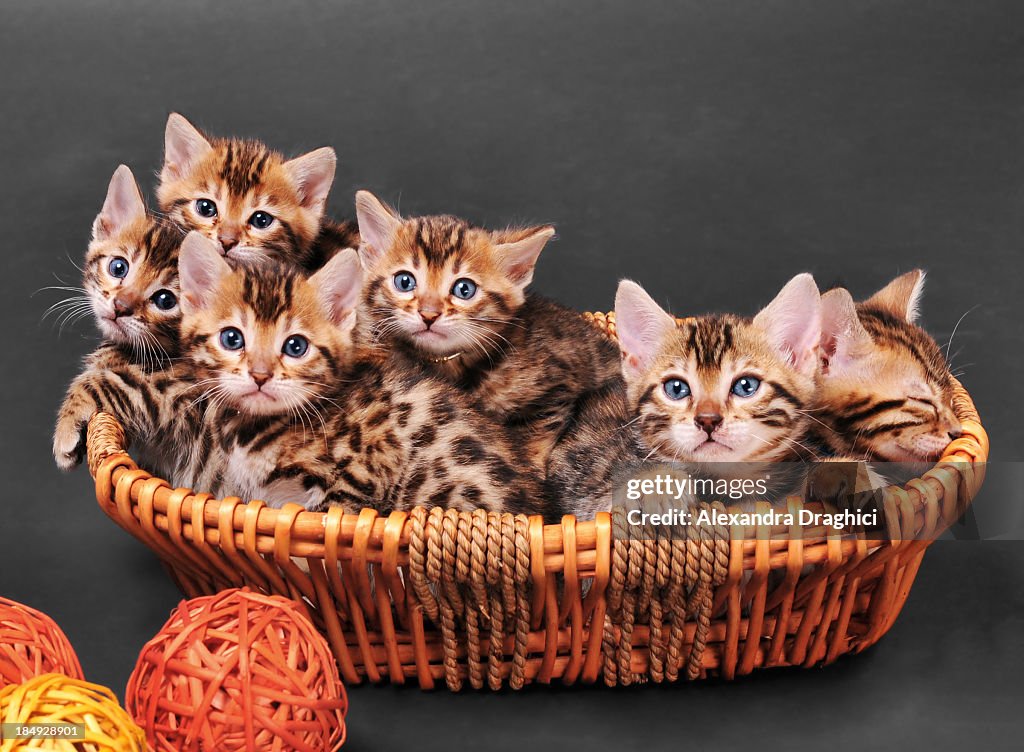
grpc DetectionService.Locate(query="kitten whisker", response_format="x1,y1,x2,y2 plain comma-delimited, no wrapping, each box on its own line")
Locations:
795,409,835,433
943,305,978,363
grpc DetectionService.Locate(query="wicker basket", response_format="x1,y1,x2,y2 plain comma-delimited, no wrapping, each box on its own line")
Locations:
83,313,989,690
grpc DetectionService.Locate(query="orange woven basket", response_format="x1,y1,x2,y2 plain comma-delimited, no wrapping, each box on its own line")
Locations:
82,313,989,690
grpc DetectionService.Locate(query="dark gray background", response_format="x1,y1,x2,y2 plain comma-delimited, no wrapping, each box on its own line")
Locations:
1,1,1022,749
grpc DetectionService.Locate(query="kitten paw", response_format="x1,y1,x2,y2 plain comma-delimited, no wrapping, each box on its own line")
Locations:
806,461,886,508
53,420,86,471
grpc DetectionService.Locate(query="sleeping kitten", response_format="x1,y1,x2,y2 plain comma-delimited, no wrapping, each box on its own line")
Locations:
176,233,546,515
53,165,187,471
156,113,357,271
814,270,962,462
353,190,621,467
547,274,823,519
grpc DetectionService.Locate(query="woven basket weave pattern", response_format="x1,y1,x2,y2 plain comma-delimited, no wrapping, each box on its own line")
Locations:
84,313,989,689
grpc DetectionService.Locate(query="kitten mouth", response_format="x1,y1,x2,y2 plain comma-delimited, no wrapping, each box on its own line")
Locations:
236,390,282,414
411,328,459,354
413,329,447,341
693,437,733,454
100,316,134,337
225,246,270,265
896,445,945,463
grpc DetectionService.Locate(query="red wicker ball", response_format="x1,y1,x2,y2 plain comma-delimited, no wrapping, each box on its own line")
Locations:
125,588,347,752
0,596,84,689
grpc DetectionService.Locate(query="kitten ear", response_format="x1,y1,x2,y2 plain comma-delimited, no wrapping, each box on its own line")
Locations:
308,248,363,331
355,190,403,268
493,226,555,288
864,270,926,323
162,113,213,183
283,147,337,216
615,280,677,379
820,288,873,373
178,231,232,314
753,273,822,376
92,165,146,241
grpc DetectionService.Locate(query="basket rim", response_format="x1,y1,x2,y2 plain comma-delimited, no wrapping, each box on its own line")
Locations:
83,362,988,571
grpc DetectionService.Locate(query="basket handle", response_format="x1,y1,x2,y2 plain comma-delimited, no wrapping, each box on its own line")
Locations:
86,411,128,479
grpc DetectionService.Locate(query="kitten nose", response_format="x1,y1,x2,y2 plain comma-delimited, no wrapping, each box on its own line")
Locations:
219,234,239,252
113,296,134,317
420,311,440,328
947,426,963,440
694,413,723,435
251,371,271,388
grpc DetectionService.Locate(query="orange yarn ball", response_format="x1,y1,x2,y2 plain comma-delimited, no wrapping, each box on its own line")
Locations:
125,589,347,751
0,673,146,751
0,597,84,690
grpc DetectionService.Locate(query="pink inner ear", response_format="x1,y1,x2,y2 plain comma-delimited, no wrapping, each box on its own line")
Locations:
495,227,554,287
355,192,401,264
164,114,212,176
615,280,676,375
309,249,363,326
285,147,336,209
775,311,821,367
178,233,230,309
819,288,871,372
754,274,822,373
94,166,146,240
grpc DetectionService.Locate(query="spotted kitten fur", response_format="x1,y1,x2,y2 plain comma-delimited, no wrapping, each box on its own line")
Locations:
176,233,546,515
53,166,188,472
814,270,962,462
547,275,825,519
157,113,358,271
353,190,621,467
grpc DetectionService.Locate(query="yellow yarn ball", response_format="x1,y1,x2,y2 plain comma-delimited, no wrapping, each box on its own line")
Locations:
0,673,145,751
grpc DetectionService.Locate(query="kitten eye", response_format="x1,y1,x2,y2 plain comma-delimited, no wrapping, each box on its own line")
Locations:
249,211,274,229
731,376,761,398
108,257,129,279
150,290,178,311
219,327,245,351
451,278,478,300
282,335,309,358
663,378,690,400
195,199,218,218
393,272,417,293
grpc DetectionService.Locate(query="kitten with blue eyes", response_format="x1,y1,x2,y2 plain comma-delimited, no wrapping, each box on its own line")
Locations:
53,165,189,471
547,275,825,518
173,233,546,515
353,190,621,468
156,113,358,271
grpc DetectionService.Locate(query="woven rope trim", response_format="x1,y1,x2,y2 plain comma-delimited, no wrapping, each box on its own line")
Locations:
603,504,730,685
406,508,532,690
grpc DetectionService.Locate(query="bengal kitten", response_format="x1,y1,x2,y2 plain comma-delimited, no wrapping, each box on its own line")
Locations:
176,233,546,515
814,270,962,462
53,166,187,471
156,113,358,271
547,275,824,519
353,190,621,467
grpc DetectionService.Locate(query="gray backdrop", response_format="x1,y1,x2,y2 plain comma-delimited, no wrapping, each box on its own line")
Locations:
1,1,1021,750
